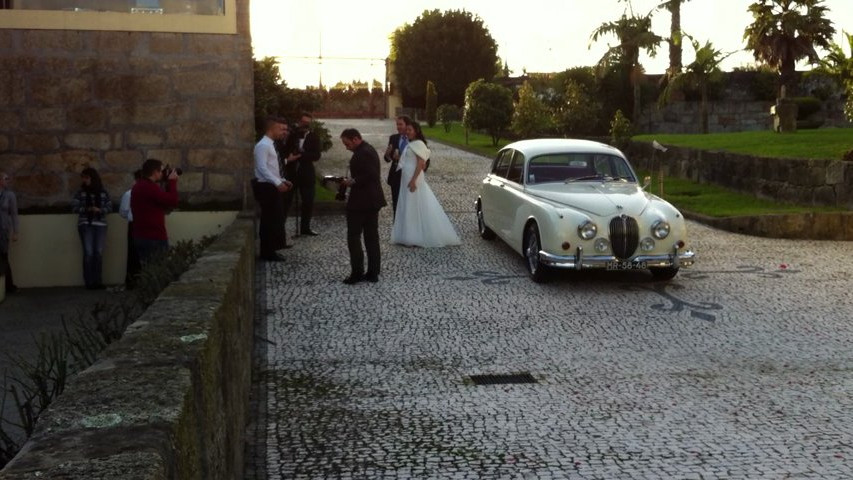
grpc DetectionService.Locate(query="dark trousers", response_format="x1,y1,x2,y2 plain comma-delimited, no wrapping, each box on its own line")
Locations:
125,221,141,286
78,224,107,288
1,251,13,290
346,208,381,277
253,180,285,256
134,237,169,264
387,168,401,218
283,168,315,233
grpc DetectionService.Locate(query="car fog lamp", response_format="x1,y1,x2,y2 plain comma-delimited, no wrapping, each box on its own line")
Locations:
640,237,656,252
594,238,610,253
651,220,671,239
578,221,597,240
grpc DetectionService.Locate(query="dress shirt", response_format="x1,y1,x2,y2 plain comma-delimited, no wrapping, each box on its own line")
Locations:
254,135,284,186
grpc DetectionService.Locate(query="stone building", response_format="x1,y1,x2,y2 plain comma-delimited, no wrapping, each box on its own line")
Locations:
0,0,254,210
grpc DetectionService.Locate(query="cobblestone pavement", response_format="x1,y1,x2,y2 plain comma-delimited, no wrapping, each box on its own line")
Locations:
245,119,853,479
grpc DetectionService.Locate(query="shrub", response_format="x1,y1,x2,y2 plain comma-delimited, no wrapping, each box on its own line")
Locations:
511,81,553,139
554,80,603,137
463,79,514,146
437,104,461,132
425,81,438,128
609,109,632,149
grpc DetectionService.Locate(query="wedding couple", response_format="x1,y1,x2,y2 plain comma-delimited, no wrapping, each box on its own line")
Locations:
338,118,459,285
385,115,461,248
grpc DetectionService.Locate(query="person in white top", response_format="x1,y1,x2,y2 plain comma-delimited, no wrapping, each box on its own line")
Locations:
253,116,297,262
390,119,461,248
119,170,142,287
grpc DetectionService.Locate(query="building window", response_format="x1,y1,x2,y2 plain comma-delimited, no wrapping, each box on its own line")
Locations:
0,0,235,33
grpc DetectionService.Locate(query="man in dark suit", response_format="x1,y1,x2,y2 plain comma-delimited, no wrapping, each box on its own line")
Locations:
340,128,387,284
383,115,409,218
283,112,321,236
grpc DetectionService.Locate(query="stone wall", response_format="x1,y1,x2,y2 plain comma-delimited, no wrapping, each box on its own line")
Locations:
0,216,255,480
0,0,254,210
628,141,853,210
636,100,852,134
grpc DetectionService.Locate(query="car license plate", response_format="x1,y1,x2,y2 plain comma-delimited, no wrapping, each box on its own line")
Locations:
606,260,647,271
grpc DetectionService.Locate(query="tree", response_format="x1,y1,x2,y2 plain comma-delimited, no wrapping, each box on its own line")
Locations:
590,4,663,123
743,0,836,96
437,104,461,132
511,81,553,139
818,31,853,122
554,80,603,137
425,81,438,127
391,9,499,107
253,57,322,137
658,0,691,74
660,37,735,133
463,79,513,147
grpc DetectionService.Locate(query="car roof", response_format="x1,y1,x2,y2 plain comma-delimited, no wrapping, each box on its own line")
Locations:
500,139,625,159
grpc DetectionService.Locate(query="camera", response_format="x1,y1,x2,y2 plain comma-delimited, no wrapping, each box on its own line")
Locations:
321,175,348,202
162,165,183,177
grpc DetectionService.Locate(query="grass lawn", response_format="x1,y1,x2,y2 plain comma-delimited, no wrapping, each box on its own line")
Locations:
634,128,853,161
422,122,846,217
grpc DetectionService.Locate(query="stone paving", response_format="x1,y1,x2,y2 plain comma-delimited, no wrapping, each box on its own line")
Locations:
245,119,853,479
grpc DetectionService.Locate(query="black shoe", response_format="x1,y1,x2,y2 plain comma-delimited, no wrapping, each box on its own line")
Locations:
261,253,286,262
281,244,294,249
364,272,379,283
302,229,320,236
343,274,364,285
6,285,18,294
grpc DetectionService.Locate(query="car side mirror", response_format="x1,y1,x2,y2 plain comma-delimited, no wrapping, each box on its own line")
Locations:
642,176,651,189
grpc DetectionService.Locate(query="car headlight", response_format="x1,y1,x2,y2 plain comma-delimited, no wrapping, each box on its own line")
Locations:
594,238,610,253
577,221,597,240
651,220,670,239
640,237,656,251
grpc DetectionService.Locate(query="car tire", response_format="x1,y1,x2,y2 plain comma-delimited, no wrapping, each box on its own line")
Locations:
477,202,496,240
650,267,679,281
524,223,549,283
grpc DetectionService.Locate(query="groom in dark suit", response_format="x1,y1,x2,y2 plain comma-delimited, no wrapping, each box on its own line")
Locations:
383,115,410,218
340,128,387,284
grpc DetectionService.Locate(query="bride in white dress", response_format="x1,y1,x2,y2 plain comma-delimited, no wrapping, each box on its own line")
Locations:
390,120,461,248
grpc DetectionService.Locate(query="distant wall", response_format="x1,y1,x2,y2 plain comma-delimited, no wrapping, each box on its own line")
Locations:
629,142,853,209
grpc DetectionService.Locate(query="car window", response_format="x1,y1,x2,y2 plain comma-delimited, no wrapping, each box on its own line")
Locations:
527,153,636,184
491,150,512,178
506,150,525,184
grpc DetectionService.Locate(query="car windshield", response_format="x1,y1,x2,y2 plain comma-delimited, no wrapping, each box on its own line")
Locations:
526,153,637,185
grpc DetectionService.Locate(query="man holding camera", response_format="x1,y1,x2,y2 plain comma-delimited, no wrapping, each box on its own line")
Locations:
254,117,296,262
282,112,321,236
130,158,179,263
339,128,386,284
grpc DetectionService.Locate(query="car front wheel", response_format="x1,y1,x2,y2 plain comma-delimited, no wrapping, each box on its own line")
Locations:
524,223,549,283
650,267,679,280
477,202,496,240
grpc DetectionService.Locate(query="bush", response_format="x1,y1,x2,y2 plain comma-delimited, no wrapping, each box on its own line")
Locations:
437,104,461,132
609,109,632,149
555,80,603,137
511,81,553,139
425,81,438,128
463,79,514,146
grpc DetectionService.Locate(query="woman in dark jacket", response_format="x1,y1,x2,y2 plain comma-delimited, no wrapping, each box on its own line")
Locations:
71,167,112,289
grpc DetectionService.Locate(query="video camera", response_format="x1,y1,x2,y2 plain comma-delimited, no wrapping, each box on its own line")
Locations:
162,165,183,177
321,175,348,201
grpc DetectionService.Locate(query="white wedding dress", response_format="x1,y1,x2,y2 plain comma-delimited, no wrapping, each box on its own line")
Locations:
390,140,461,248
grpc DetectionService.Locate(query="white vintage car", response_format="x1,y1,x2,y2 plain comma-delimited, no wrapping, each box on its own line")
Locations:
476,139,695,282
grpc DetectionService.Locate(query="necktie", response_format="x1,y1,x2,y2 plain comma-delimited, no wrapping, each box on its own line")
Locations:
399,136,408,153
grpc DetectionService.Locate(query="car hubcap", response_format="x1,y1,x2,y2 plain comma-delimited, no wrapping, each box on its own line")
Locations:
526,231,539,273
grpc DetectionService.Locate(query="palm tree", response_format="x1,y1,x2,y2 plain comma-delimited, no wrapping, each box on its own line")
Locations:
743,0,836,97
658,0,691,74
660,37,735,133
590,3,663,123
818,31,853,83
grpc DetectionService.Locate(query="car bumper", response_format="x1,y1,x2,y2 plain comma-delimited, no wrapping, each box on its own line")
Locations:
539,245,696,270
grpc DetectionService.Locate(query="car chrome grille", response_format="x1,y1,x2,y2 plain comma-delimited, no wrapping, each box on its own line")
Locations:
609,215,639,259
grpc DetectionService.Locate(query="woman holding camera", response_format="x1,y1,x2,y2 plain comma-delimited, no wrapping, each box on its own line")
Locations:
72,167,112,289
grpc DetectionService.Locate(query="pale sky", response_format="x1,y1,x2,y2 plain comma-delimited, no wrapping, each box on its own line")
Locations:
250,0,853,89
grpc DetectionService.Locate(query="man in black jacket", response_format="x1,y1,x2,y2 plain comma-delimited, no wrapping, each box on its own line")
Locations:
283,112,321,236
383,115,409,218
340,128,387,284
